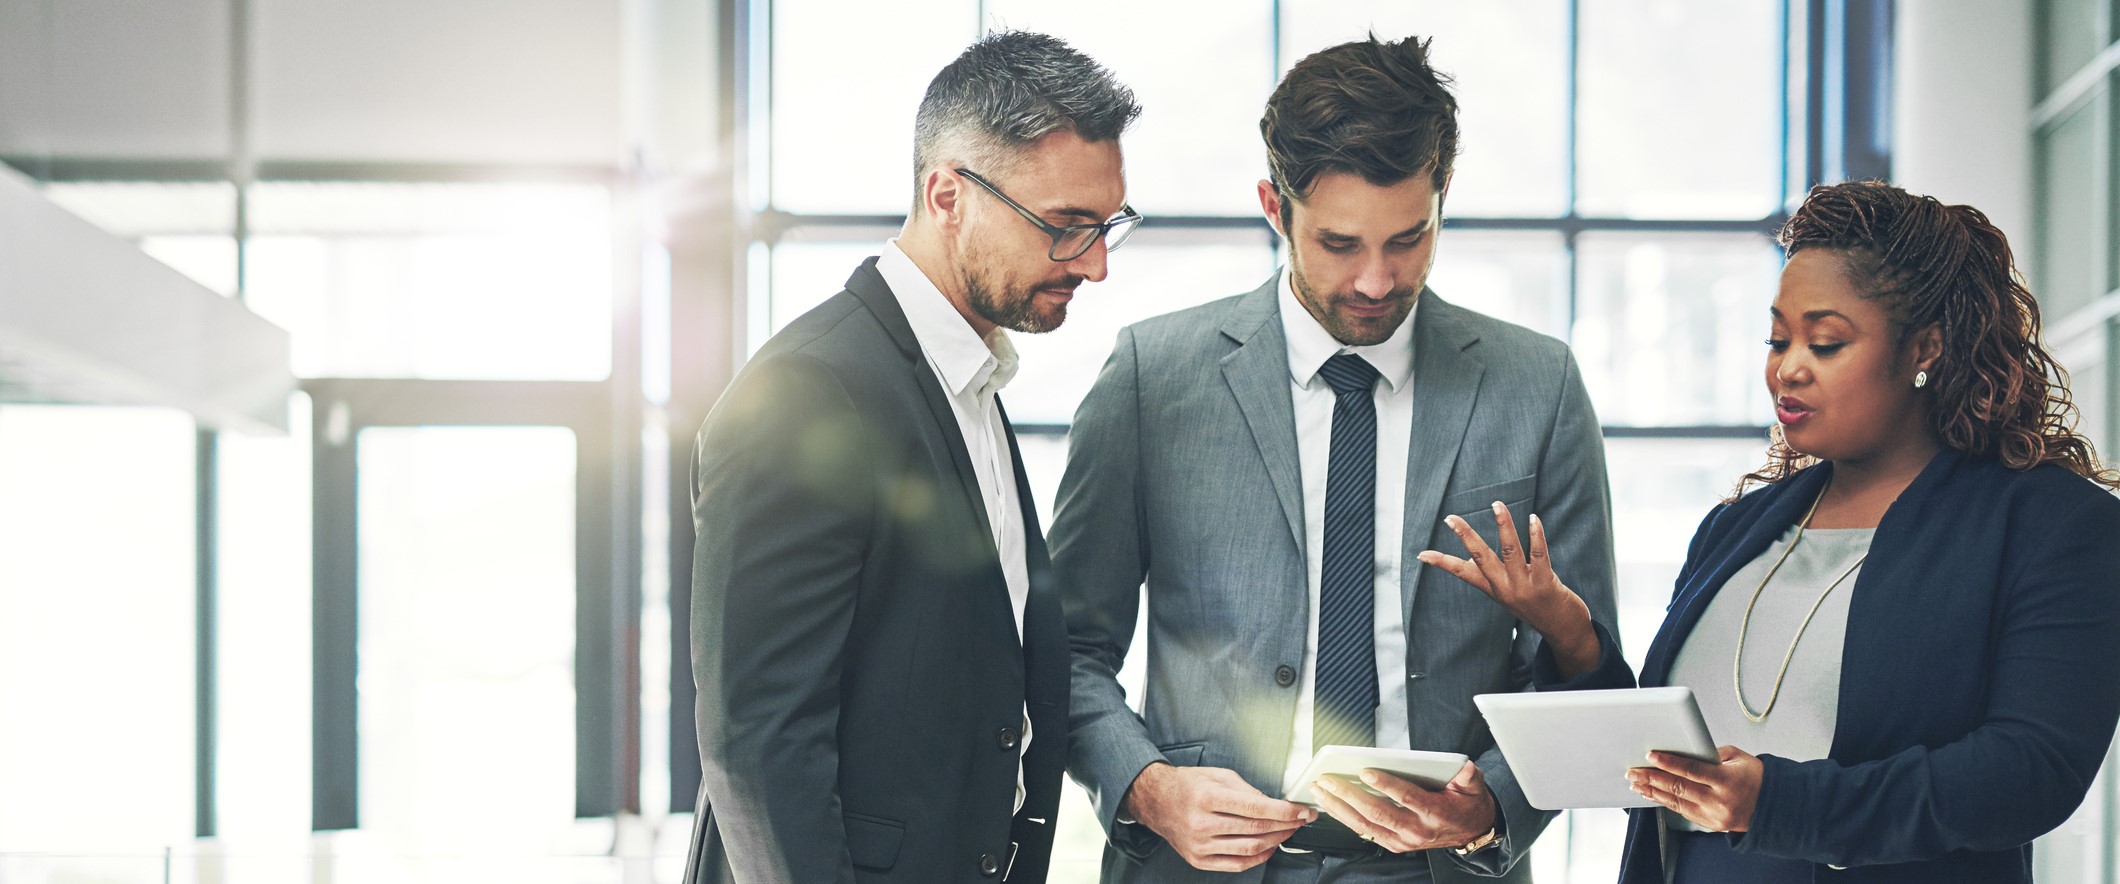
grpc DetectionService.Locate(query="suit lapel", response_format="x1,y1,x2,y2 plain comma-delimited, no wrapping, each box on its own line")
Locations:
997,399,1055,679
1397,292,1487,628
1219,277,1306,554
843,258,999,546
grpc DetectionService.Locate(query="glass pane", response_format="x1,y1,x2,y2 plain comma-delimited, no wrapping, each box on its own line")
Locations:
1425,230,1568,340
764,234,889,351
142,234,241,297
2034,94,2104,317
1573,232,1781,425
1783,0,1809,209
1602,436,1773,662
769,0,977,214
244,182,614,381
985,0,1274,216
215,393,313,861
0,406,196,853
1280,0,1569,218
356,427,576,864
41,181,239,296
1007,231,1279,423
40,180,235,237
1013,432,1068,529
2043,0,2106,96
1578,0,1781,219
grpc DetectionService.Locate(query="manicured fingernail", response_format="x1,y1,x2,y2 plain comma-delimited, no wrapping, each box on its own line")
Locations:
1491,500,1504,511
1359,770,1379,785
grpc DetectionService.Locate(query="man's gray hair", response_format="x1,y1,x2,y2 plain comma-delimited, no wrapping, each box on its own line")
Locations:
912,30,1140,195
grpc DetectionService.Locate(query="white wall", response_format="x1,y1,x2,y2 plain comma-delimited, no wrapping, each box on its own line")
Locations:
1892,0,2035,246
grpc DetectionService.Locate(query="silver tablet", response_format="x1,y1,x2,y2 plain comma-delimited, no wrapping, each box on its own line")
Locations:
1284,746,1470,807
1473,686,1718,810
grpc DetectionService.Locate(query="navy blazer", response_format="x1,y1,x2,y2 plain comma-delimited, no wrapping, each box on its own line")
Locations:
1617,450,2120,884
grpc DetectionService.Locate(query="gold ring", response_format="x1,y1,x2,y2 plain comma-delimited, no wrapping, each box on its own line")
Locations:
1360,832,1375,842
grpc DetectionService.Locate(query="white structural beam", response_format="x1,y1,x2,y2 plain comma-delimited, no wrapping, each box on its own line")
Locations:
0,165,292,433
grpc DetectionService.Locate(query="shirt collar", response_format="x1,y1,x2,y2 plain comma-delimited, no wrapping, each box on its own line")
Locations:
877,239,1018,398
1276,265,1418,392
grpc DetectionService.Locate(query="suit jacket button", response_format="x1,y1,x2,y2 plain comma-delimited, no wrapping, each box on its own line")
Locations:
999,727,1020,749
979,852,1001,876
1275,664,1297,687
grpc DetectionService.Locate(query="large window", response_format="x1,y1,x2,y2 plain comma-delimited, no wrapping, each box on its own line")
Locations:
0,406,198,861
3,1,1917,881
738,2,1835,881
2030,0,2120,877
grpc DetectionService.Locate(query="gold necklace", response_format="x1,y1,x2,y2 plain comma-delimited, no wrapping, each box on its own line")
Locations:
1733,480,1869,722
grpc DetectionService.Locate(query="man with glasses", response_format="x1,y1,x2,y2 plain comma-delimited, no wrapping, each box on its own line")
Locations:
1054,35,1629,883
682,30,1139,884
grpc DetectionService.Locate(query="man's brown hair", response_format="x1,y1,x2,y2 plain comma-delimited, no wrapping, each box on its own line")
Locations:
1261,34,1458,224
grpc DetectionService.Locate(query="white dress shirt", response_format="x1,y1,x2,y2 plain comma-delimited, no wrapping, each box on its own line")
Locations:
875,241,1033,811
1276,267,1421,797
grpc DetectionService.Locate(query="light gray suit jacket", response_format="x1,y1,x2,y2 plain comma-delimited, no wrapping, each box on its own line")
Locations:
1054,277,1624,882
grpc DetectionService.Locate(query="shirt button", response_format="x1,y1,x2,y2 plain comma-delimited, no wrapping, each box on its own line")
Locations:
979,853,1001,876
1275,664,1298,687
998,727,1020,749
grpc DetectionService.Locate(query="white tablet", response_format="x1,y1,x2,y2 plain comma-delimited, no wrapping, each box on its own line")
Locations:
1284,746,1470,807
1473,686,1718,810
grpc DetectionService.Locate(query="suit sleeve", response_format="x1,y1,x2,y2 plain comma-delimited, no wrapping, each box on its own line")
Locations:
1051,326,1167,845
690,353,872,884
1454,350,1628,876
1736,490,2120,867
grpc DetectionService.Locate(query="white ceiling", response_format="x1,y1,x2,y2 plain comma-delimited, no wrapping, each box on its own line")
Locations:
0,0,625,167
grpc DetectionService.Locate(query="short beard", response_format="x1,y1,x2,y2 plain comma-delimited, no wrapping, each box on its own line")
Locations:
1289,261,1418,347
962,260,1072,334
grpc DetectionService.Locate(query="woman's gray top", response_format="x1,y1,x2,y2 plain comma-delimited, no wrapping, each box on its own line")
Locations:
1662,524,1874,832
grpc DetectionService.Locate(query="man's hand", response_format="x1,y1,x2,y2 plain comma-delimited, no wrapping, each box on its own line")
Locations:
1121,762,1316,871
1418,502,1602,678
1311,761,1498,854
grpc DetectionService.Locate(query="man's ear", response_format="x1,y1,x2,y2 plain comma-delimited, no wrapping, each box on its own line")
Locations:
924,169,966,231
1256,179,1288,239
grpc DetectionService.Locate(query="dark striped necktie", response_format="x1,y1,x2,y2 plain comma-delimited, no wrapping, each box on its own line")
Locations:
1313,353,1381,750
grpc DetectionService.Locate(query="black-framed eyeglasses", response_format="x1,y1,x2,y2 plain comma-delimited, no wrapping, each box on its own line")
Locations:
955,168,1143,262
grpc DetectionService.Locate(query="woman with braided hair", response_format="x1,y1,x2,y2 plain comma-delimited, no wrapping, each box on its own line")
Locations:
1415,180,2120,882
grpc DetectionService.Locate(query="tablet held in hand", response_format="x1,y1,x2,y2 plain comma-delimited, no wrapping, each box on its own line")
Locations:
1284,746,1470,807
1475,686,1718,810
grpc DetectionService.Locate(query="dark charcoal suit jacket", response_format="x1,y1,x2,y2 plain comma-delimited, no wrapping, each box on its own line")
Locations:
682,256,1068,884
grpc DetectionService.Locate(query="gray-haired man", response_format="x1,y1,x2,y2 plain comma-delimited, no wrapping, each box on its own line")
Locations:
681,30,1141,884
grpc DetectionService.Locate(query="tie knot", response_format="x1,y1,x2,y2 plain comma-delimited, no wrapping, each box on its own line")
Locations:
1317,353,1380,396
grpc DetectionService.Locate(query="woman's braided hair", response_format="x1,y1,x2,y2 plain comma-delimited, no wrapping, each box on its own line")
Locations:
1729,181,2119,501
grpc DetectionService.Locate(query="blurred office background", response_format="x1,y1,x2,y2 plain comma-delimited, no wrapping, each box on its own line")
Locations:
0,0,2113,881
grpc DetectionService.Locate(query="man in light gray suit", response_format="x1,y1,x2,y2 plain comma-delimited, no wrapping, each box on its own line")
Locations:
1053,36,1633,883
